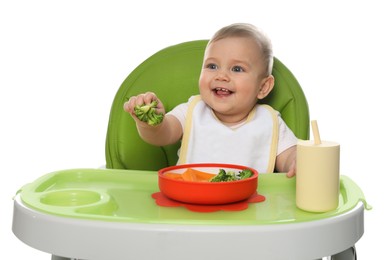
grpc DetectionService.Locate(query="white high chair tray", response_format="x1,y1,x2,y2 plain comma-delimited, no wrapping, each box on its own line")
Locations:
12,168,368,260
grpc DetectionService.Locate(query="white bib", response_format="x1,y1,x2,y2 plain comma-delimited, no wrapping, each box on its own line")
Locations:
178,96,279,173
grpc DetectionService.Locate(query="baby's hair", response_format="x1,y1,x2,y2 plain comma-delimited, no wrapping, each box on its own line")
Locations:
209,23,274,76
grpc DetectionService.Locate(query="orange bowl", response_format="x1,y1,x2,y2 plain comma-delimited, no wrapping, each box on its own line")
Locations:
158,163,258,205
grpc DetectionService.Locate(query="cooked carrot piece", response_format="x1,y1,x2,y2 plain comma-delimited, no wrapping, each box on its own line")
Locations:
164,172,184,180
187,168,215,181
164,168,216,182
182,169,196,181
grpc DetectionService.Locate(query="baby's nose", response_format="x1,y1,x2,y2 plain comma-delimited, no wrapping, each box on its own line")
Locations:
215,70,229,81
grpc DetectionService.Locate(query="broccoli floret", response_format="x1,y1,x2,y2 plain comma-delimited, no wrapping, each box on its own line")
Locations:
134,100,164,126
209,169,227,182
238,169,254,180
210,169,238,182
209,169,254,182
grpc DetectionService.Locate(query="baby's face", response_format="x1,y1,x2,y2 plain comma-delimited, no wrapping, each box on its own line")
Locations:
199,36,268,124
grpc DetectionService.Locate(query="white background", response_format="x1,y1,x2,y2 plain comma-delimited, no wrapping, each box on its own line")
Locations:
1,0,389,258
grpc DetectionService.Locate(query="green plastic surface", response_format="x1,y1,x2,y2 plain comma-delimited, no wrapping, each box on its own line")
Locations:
18,169,370,225
105,40,310,170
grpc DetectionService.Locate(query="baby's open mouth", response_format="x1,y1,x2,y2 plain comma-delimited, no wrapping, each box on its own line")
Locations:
213,87,233,96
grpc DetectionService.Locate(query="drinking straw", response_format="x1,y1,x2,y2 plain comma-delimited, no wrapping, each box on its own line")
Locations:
311,120,322,145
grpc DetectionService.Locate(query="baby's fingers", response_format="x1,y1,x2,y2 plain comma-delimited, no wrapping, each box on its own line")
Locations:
286,160,296,178
123,96,137,113
142,92,158,105
138,92,165,115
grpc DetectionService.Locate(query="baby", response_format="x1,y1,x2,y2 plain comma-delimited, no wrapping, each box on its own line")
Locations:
124,23,297,177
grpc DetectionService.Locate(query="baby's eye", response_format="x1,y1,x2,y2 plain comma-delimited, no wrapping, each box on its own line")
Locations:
206,63,217,70
232,66,244,72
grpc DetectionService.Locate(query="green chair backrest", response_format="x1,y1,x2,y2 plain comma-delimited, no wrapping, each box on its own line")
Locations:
105,40,310,170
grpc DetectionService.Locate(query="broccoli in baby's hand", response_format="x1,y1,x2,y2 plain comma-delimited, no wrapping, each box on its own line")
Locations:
134,100,163,126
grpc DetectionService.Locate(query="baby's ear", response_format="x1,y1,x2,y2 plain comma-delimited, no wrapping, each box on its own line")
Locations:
257,75,274,99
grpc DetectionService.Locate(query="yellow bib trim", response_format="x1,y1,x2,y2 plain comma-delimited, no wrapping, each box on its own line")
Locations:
177,95,202,164
261,104,279,173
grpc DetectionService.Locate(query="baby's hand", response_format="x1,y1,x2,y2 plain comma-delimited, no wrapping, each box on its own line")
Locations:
286,159,296,178
123,92,165,125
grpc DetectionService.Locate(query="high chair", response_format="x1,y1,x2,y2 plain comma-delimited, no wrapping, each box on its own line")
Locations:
13,40,367,260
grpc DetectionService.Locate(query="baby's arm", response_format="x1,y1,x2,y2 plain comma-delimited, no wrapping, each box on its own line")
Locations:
123,92,183,146
275,146,296,178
